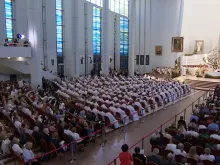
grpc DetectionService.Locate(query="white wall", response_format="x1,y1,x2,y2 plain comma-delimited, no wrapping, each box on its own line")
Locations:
2,60,30,74
15,0,28,37
150,0,183,71
181,0,220,54
0,74,9,81
135,0,183,74
0,46,31,58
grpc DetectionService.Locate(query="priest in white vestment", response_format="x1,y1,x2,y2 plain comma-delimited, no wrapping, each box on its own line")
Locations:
127,105,139,121
134,101,145,116
105,112,119,129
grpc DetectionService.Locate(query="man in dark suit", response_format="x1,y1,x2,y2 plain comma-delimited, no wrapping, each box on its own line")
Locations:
163,153,176,165
178,116,187,129
32,126,43,145
147,148,163,165
150,132,164,146
133,147,146,165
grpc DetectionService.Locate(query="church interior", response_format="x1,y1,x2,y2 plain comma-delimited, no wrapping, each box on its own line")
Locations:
0,0,220,165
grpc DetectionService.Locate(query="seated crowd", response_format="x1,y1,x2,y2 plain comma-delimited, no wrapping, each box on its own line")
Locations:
3,38,30,47
120,92,220,165
0,74,190,164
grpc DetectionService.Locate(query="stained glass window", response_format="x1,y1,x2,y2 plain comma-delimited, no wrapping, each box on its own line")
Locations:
109,0,128,17
4,0,14,40
87,0,103,7
56,0,63,56
93,6,102,72
120,17,129,70
93,7,101,55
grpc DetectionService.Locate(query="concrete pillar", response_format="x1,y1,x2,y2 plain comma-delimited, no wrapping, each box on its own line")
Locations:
26,0,43,88
115,15,120,70
102,0,110,75
15,0,27,38
128,0,136,76
73,0,85,77
45,0,57,73
63,0,75,78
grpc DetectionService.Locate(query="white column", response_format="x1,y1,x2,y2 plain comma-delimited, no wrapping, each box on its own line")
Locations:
115,15,120,70
15,0,27,37
63,0,75,78
128,0,136,76
45,0,57,73
26,0,43,88
0,0,6,42
102,0,110,75
73,0,85,77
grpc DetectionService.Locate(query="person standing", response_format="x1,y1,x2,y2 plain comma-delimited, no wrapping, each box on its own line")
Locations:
119,144,133,165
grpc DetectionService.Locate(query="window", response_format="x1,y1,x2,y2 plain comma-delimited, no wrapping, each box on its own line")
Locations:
87,0,103,7
4,0,14,40
120,17,129,70
93,7,101,56
136,55,139,65
56,0,64,75
56,0,63,56
109,0,129,17
93,7,102,72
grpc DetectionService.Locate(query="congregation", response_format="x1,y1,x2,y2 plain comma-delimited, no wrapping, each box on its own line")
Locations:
0,74,190,165
119,90,220,165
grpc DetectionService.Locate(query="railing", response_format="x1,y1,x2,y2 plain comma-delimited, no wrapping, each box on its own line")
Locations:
107,89,213,165
21,88,211,165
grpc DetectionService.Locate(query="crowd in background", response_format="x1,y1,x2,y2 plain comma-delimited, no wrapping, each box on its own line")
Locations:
0,73,190,165
3,38,30,47
119,91,220,165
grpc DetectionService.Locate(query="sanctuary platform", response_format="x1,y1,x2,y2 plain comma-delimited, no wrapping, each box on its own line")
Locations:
175,75,219,91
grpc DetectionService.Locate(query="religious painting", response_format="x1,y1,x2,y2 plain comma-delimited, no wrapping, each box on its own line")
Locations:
140,55,144,65
155,46,162,55
171,37,184,52
136,55,139,65
195,40,204,54
146,55,149,65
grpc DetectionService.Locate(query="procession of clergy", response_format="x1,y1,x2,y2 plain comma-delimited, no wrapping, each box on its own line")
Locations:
54,74,191,129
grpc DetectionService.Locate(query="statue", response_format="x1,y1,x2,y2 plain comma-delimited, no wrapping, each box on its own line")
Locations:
195,40,204,54
196,42,201,52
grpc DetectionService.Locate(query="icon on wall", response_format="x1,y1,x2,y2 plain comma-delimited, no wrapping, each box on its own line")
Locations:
171,37,184,52
89,57,93,64
80,57,84,64
51,59,54,66
140,55,144,65
136,55,139,65
155,46,162,55
194,40,204,54
146,55,149,65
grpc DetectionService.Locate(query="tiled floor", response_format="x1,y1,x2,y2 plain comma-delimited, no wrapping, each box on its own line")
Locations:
42,91,205,165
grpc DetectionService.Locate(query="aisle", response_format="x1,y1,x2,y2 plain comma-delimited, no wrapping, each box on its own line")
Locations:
44,91,204,165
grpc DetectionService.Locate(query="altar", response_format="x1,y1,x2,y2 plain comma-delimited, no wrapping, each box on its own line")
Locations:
181,54,209,76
